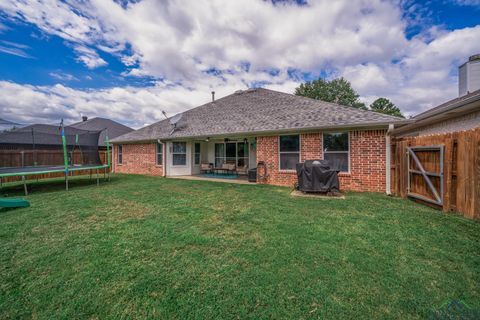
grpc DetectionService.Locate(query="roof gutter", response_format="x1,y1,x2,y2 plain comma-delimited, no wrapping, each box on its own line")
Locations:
394,92,480,136
111,120,412,144
414,91,480,120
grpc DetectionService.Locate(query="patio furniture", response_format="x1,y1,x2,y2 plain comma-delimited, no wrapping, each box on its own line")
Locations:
213,162,236,175
200,162,213,174
236,165,248,175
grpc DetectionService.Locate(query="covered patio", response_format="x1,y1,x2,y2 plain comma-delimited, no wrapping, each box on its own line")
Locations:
163,136,257,179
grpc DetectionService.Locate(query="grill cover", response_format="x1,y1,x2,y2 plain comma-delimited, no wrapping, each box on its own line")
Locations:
296,160,340,193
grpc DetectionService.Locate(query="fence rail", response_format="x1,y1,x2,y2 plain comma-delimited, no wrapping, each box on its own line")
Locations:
391,128,480,220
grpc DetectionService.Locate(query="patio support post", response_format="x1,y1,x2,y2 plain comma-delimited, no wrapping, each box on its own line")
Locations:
386,124,394,195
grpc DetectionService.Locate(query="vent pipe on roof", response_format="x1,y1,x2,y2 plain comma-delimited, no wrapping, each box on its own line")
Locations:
82,116,88,122
211,91,215,102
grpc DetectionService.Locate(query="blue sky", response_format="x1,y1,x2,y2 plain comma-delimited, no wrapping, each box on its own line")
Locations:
0,0,479,128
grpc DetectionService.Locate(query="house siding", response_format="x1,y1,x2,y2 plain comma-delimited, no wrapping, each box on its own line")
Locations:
114,143,163,176
407,109,480,137
256,130,386,192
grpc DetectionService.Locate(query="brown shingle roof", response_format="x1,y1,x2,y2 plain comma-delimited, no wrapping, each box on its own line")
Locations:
111,88,408,143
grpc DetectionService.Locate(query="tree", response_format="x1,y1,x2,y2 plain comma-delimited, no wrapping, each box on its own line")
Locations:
369,97,404,118
295,77,367,109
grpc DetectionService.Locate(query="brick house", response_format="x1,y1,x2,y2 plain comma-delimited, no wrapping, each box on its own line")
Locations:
110,88,409,192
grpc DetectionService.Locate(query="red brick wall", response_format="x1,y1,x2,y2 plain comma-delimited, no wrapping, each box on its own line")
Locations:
114,143,163,176
256,130,387,192
340,130,386,192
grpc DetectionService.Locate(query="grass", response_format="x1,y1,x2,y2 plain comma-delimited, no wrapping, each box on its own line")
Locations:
1,174,479,319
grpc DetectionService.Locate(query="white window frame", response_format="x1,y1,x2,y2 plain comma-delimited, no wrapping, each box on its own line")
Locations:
194,142,201,165
171,141,187,167
156,142,163,166
278,134,300,171
322,131,350,173
214,141,249,167
118,145,123,164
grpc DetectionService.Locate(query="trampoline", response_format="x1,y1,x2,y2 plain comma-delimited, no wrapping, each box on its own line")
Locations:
0,121,111,195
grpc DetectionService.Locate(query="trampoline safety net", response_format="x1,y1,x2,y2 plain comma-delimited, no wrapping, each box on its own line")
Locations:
0,125,103,171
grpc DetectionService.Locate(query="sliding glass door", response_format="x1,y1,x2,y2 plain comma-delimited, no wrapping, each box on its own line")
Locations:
237,142,248,167
215,143,224,168
214,141,249,168
225,143,236,164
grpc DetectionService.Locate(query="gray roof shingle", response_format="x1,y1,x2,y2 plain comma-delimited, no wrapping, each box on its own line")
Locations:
70,117,133,146
1,118,133,147
111,88,408,143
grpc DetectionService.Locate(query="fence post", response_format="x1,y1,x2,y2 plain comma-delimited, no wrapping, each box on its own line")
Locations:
475,130,480,219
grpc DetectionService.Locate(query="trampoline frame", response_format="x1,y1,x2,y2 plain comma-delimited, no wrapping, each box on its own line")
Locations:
0,122,111,195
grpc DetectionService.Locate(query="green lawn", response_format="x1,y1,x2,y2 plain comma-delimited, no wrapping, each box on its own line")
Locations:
1,174,479,319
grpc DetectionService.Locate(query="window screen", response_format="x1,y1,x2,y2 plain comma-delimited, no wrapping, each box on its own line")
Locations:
323,132,349,172
279,135,299,170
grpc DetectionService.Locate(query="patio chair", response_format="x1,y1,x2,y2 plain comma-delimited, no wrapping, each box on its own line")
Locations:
200,162,213,174
236,165,248,175
221,162,236,175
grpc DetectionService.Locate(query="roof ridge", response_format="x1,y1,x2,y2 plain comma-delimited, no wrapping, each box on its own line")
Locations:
111,87,408,143
257,87,403,120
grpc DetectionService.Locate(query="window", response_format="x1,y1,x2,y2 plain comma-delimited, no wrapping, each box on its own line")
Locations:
172,142,187,166
214,141,249,168
156,142,163,165
118,145,123,164
279,135,300,170
236,142,248,167
194,143,200,165
323,132,349,172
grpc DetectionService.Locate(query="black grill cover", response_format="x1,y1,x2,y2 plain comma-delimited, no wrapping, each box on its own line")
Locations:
296,160,340,193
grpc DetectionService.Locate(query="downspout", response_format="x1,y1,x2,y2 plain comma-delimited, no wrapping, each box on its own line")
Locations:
158,139,166,177
386,124,394,195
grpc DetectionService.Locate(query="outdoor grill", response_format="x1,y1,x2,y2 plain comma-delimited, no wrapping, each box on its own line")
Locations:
296,160,340,193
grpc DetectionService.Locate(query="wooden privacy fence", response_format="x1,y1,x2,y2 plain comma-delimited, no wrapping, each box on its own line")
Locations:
391,128,480,220
0,150,111,183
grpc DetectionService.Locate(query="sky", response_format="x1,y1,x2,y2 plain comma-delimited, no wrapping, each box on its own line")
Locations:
0,0,479,129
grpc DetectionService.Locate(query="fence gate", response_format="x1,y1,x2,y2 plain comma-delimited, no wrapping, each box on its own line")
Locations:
407,145,444,206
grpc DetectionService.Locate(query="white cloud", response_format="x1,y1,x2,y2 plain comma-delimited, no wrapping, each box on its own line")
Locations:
452,0,480,6
0,40,33,58
342,25,480,115
0,45,33,59
73,45,108,69
0,69,297,129
49,72,78,81
0,0,479,121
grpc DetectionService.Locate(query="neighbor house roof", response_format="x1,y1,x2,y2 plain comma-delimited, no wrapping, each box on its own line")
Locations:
0,118,133,147
0,118,21,126
70,117,134,146
0,124,92,146
393,89,480,136
111,88,408,143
